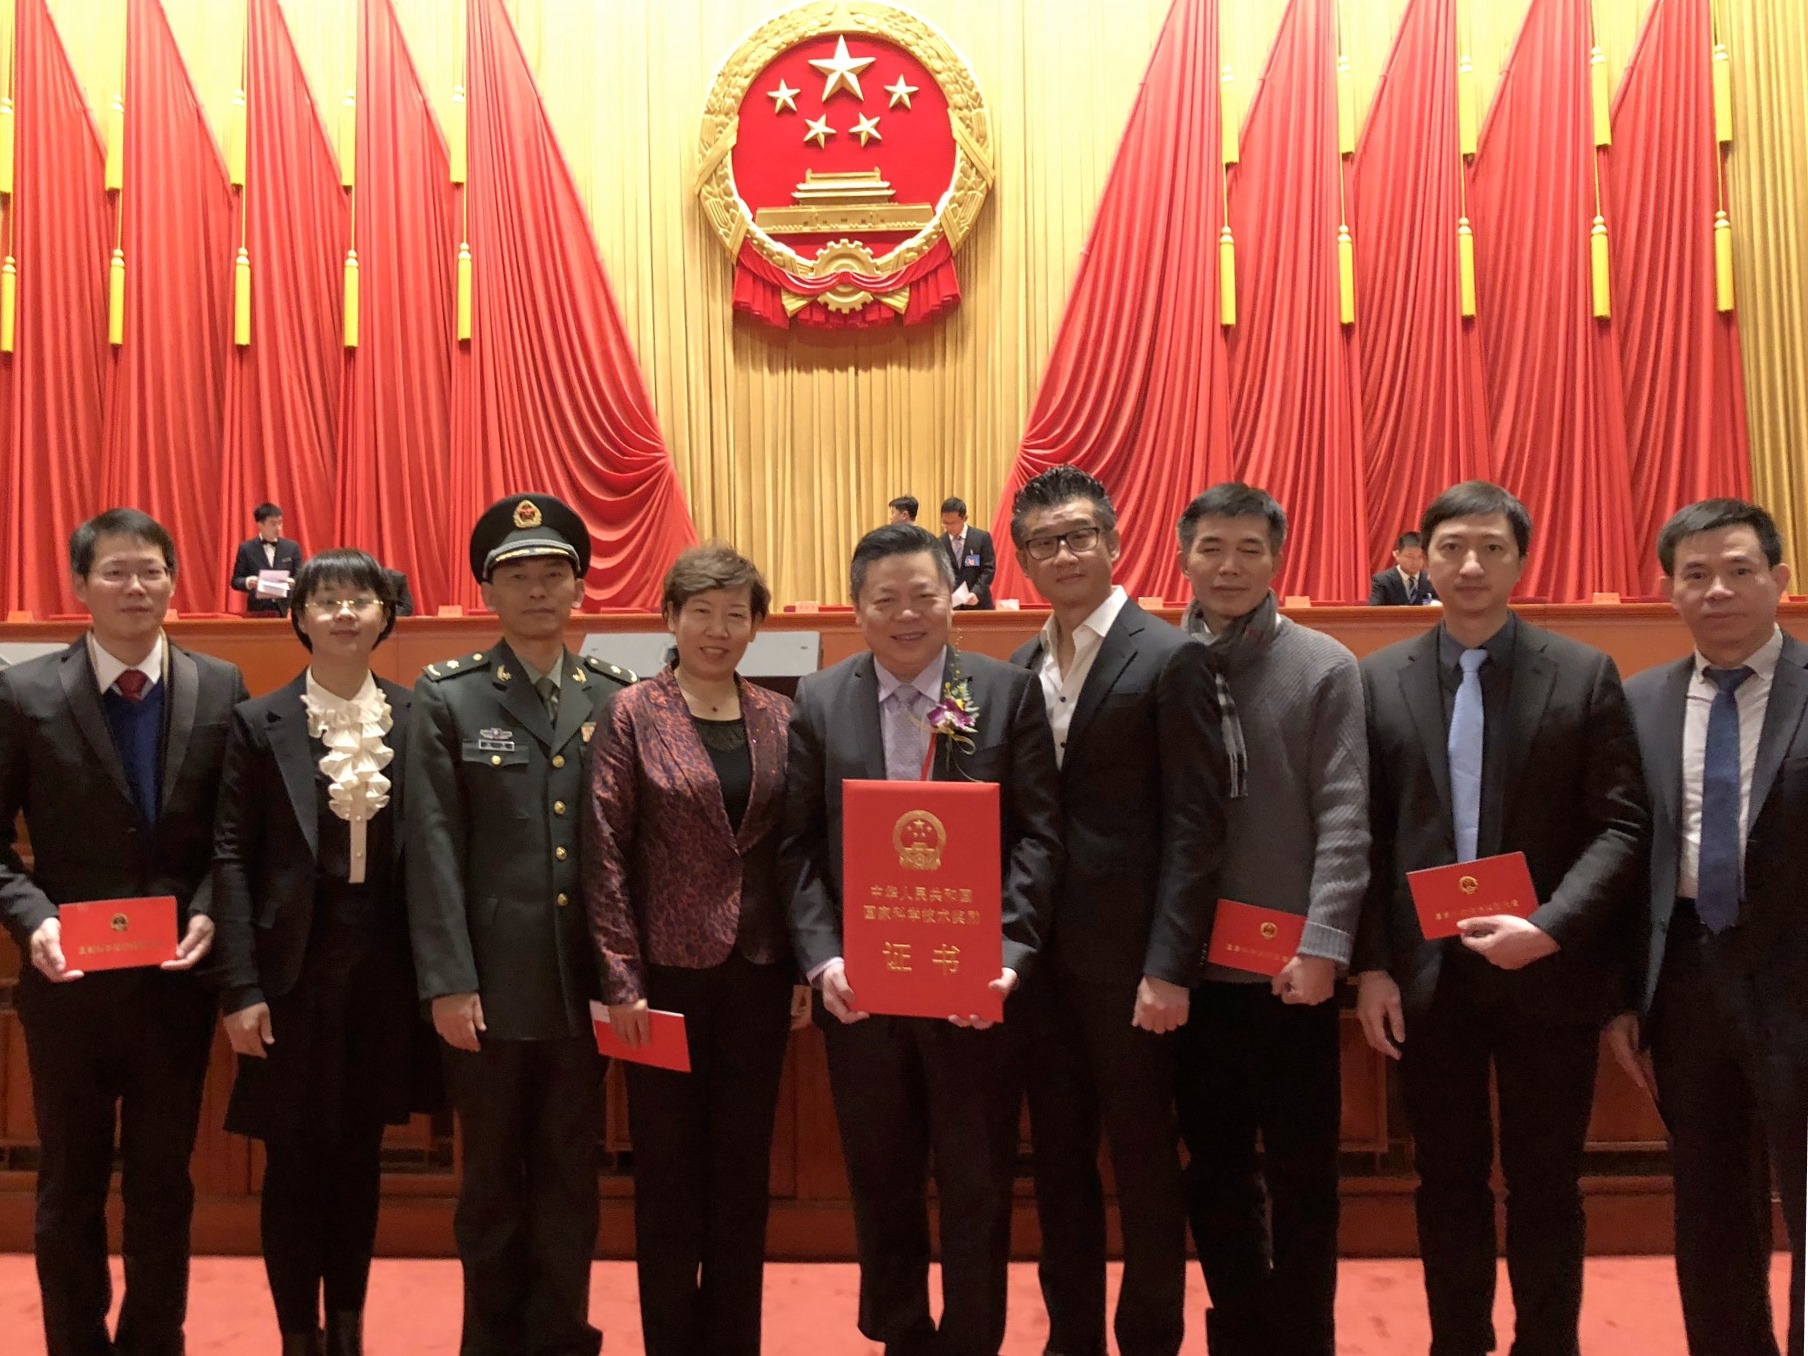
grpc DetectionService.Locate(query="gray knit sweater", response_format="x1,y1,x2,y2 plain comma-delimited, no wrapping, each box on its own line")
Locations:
1187,604,1371,982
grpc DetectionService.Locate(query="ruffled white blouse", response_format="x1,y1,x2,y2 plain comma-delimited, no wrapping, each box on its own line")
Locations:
301,671,394,885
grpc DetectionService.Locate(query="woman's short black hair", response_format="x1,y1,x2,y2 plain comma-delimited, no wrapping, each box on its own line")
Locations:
288,548,399,651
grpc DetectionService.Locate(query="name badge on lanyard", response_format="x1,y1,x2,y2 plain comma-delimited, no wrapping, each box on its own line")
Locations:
964,553,981,568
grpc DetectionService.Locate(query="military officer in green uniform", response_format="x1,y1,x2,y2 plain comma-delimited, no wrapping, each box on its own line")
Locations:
406,493,633,1356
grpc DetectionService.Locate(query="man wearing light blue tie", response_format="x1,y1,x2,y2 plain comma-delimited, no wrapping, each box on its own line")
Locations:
1353,481,1648,1356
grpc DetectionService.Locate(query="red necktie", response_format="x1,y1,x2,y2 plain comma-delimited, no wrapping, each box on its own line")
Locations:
114,669,149,702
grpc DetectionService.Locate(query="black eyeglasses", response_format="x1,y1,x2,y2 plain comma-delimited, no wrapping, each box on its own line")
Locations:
1022,526,1102,561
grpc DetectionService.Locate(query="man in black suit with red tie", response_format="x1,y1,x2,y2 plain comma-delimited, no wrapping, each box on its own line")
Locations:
0,508,246,1356
1355,481,1647,1356
1610,498,1806,1356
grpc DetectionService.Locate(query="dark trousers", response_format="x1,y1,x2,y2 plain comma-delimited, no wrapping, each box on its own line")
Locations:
1398,971,1600,1356
820,1007,1019,1356
1019,971,1186,1356
442,1035,605,1356
1174,982,1341,1356
18,971,215,1356
628,955,793,1356
261,1127,386,1334
1649,905,1806,1356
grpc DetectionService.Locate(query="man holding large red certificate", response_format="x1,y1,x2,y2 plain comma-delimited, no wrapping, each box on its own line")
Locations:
0,509,246,1356
1354,482,1647,1356
782,522,1061,1356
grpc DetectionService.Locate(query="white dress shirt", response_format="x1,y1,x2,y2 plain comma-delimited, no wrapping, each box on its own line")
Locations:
1037,585,1129,767
262,540,278,568
88,633,165,698
1678,625,1783,899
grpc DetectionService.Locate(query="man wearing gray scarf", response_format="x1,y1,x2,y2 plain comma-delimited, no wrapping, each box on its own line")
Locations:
1174,483,1369,1356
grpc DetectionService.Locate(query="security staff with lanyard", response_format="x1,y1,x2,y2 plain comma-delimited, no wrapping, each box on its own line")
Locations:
406,494,634,1356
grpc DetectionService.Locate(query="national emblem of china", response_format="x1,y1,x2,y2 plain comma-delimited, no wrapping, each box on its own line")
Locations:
697,3,994,329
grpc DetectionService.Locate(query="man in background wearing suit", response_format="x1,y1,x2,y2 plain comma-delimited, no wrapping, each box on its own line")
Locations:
232,502,305,616
1355,480,1647,1356
0,508,246,1356
1367,532,1437,606
1008,466,1224,1356
1611,498,1806,1356
783,522,1062,1356
407,494,634,1356
888,496,919,525
940,497,996,610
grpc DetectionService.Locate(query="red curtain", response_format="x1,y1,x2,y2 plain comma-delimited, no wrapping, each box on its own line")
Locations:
1471,0,1642,600
459,0,695,611
1352,0,1491,573
1226,0,1368,602
1609,0,1750,587
988,0,1231,605
332,0,464,613
0,0,111,616
220,0,347,585
99,0,235,615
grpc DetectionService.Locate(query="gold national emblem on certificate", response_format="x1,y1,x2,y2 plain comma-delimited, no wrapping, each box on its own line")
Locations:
893,809,947,872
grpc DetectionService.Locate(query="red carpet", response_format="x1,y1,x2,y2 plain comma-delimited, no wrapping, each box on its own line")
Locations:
0,1254,1789,1353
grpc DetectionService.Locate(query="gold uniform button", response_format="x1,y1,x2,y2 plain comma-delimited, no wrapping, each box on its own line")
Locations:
553,801,567,816
551,754,566,769
490,755,502,766
556,892,570,907
555,846,569,861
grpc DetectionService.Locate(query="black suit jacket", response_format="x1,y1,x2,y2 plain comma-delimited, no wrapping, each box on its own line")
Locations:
1356,618,1648,1023
1626,635,1808,1058
942,528,996,609
231,536,304,615
781,648,1062,981
0,638,247,992
1368,568,1436,607
1009,600,1227,986
210,673,414,1012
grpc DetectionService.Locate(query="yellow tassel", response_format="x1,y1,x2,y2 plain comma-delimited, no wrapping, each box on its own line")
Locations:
1219,225,1236,328
1,256,16,354
105,95,124,193
1221,65,1237,167
339,89,356,189
456,241,472,340
1714,209,1734,312
1590,46,1611,147
108,247,125,344
1457,55,1478,158
1590,214,1611,319
234,246,251,346
1337,54,1356,157
450,84,467,185
227,88,246,187
1458,216,1476,318
1337,223,1354,324
0,97,15,198
1712,43,1732,145
342,248,359,348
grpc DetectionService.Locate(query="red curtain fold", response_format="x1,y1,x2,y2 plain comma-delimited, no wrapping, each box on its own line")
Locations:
1352,0,1492,573
1471,0,1642,600
1608,0,1750,587
1226,0,1368,603
458,0,694,610
97,0,235,615
0,0,111,616
332,0,464,614
989,0,1230,605
219,0,347,587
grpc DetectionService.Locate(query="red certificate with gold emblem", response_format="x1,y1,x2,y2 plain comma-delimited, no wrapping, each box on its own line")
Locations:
1206,900,1305,977
1407,853,1538,939
589,1003,693,1073
57,896,179,972
842,780,1002,1022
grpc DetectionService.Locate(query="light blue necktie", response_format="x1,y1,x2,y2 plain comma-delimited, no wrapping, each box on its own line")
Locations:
884,686,929,782
1448,649,1488,862
1696,665,1753,933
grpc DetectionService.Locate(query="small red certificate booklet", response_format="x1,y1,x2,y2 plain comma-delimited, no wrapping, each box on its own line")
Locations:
1407,852,1538,939
842,780,1003,1022
589,1002,692,1072
1206,900,1305,977
58,896,179,972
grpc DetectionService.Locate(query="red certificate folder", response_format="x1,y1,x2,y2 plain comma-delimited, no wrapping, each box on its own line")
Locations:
1407,852,1538,939
1206,900,1305,977
842,780,1003,1022
589,1002,692,1072
57,895,179,972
